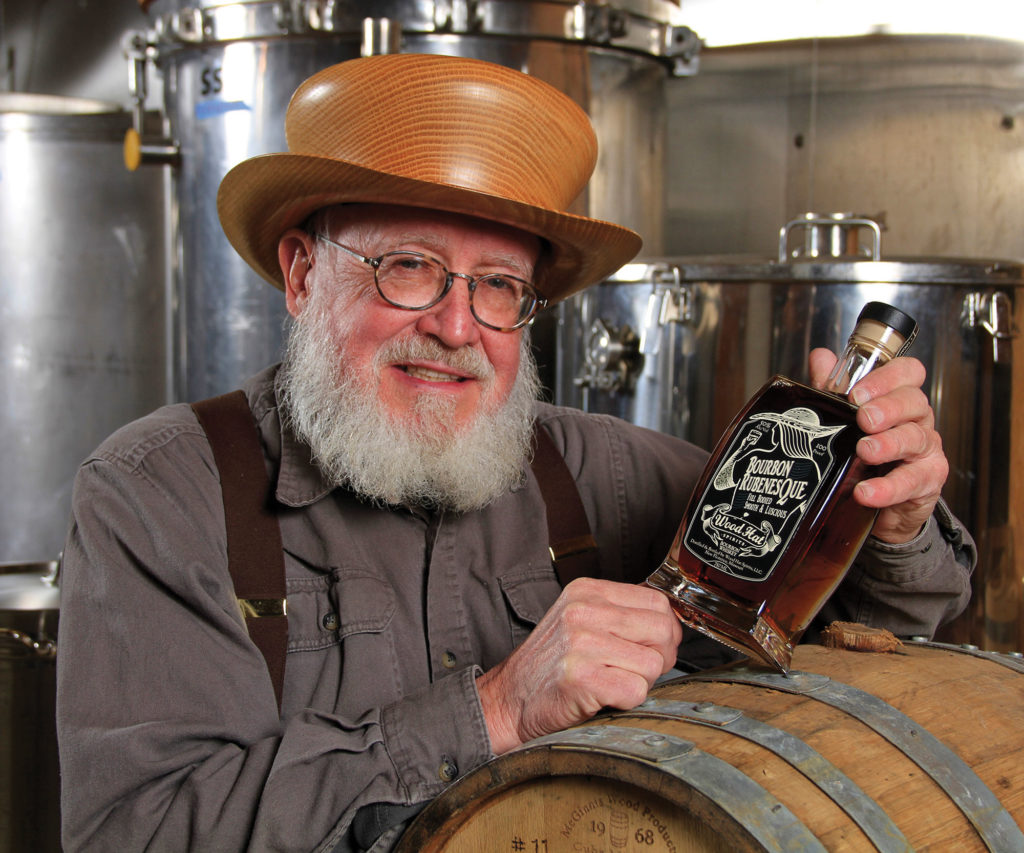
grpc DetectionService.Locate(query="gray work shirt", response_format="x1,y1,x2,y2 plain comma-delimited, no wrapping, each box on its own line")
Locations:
56,365,974,852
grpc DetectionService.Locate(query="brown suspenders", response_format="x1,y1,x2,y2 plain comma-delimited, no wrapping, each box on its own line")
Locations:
529,426,600,586
191,391,288,711
192,390,599,711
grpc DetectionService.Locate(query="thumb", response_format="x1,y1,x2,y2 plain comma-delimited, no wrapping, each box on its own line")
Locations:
808,347,838,389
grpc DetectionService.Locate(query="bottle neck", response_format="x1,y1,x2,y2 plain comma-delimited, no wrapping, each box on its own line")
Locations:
822,319,910,397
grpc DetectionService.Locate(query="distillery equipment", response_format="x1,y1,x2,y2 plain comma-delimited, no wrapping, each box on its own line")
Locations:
652,32,1024,651
0,560,60,851
559,214,1024,653
125,0,700,402
0,94,170,565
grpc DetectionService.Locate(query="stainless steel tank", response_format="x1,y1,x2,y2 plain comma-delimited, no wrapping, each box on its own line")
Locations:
662,34,1024,262
0,94,170,564
128,0,699,402
631,30,1024,652
0,561,60,853
558,215,1024,653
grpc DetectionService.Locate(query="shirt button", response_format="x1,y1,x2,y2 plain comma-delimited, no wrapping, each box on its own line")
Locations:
441,650,457,669
322,612,339,631
438,756,458,782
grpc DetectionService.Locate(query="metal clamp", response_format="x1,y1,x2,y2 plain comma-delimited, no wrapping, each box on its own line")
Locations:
361,17,403,55
638,264,691,357
300,1,698,71
566,3,629,43
154,2,295,43
433,0,479,31
961,291,1018,365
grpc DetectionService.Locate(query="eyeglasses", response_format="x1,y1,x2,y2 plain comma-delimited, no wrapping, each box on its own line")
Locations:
315,235,547,332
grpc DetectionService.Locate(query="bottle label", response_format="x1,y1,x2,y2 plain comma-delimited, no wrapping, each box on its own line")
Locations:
683,406,846,580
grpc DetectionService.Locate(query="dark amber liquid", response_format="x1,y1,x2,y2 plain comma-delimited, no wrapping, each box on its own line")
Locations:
651,376,879,669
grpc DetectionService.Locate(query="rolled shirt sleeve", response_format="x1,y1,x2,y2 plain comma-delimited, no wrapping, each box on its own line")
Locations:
815,499,975,638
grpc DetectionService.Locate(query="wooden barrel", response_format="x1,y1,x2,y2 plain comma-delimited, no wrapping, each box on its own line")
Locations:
397,643,1024,852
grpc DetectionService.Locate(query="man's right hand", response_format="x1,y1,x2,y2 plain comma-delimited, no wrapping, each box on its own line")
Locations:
475,577,682,754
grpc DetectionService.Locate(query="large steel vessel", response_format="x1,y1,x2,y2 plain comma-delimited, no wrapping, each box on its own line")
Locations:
128,0,699,401
0,94,170,564
559,215,1023,652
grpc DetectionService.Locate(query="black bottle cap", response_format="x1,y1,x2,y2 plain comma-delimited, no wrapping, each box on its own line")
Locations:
857,301,918,345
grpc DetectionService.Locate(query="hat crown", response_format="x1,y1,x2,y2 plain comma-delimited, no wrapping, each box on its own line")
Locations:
216,53,641,299
284,54,597,212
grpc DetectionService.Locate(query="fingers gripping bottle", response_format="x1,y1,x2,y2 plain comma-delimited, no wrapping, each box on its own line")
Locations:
646,302,919,672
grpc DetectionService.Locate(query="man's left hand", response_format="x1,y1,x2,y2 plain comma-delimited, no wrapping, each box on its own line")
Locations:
809,350,948,544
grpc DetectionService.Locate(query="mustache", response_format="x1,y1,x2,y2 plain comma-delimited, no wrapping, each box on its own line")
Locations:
373,335,496,382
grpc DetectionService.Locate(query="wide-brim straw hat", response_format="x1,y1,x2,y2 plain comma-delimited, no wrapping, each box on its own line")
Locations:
217,53,642,305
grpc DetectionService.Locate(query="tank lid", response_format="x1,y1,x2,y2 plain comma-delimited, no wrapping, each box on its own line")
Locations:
606,256,1024,286
0,561,60,610
0,92,120,116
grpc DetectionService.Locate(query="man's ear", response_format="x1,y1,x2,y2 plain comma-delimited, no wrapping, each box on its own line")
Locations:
279,229,316,318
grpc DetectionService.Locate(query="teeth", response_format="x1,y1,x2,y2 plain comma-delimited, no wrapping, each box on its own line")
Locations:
405,365,464,383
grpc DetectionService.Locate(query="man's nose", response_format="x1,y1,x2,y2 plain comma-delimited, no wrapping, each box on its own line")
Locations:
414,274,481,347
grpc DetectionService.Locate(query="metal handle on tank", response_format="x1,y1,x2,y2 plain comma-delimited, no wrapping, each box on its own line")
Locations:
0,628,57,660
779,214,882,262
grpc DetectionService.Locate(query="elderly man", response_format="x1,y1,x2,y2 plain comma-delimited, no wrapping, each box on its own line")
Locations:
56,54,973,852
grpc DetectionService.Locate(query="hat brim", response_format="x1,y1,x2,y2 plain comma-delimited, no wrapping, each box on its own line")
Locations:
217,152,642,306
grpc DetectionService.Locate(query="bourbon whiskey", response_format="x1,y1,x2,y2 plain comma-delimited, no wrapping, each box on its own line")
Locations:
647,302,918,672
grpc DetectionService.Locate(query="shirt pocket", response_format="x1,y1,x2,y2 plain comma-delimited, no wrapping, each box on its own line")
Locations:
286,568,396,653
497,566,561,649
282,565,399,716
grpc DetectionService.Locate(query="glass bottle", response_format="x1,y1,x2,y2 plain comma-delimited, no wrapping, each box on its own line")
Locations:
646,302,919,672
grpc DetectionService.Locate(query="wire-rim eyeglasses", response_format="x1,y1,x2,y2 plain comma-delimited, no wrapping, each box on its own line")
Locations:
314,235,547,332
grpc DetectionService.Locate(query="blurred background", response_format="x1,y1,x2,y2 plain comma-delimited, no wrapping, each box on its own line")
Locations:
2,1,1022,847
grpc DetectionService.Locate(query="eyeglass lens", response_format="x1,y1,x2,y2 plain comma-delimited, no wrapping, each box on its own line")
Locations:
376,252,535,329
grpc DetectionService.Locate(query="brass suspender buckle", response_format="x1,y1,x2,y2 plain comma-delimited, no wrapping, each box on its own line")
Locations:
548,534,599,564
237,598,288,619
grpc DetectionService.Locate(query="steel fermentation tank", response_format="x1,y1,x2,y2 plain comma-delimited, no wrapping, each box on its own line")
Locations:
0,561,60,852
558,214,1024,653
652,33,1024,652
662,34,1024,262
128,0,699,402
0,94,170,565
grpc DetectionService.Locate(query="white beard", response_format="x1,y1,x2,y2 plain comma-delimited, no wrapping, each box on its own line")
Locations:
278,288,542,512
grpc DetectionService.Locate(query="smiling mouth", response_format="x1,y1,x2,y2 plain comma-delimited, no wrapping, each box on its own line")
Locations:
401,365,470,383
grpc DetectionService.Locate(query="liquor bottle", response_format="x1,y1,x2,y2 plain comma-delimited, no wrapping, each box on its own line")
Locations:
646,302,918,672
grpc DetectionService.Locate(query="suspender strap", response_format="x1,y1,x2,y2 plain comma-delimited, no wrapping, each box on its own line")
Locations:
188,399,595,713
191,391,288,712
530,424,600,585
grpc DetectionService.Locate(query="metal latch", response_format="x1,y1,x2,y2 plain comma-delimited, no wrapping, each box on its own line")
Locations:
639,264,691,357
962,291,1018,364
